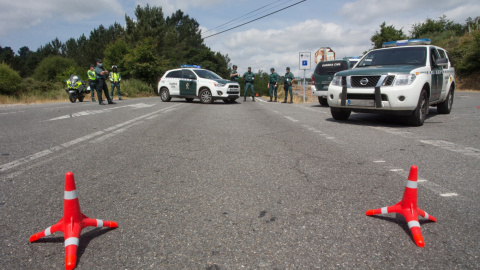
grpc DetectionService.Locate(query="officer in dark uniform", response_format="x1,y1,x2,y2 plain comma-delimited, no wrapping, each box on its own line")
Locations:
230,65,239,82
282,67,295,104
242,67,255,102
94,59,115,105
268,68,279,102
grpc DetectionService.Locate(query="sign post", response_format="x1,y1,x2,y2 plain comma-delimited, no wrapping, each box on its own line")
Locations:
299,52,311,103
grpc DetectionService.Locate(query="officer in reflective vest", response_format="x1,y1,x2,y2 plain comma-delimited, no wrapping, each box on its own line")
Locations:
242,67,255,102
87,64,96,101
109,65,122,100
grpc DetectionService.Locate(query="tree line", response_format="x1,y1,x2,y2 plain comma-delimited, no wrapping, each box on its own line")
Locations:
370,15,480,79
0,5,230,96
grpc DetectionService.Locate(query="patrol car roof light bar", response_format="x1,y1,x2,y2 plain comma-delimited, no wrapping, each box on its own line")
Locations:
382,38,431,48
181,64,201,68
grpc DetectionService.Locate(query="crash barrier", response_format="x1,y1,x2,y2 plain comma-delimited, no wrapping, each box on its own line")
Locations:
29,172,118,270
365,165,437,247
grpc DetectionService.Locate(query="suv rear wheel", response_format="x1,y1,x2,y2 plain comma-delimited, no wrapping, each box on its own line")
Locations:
160,88,172,102
319,97,329,106
437,86,454,114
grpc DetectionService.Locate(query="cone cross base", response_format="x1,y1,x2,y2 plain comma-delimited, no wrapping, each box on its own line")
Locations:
29,172,117,270
365,165,437,247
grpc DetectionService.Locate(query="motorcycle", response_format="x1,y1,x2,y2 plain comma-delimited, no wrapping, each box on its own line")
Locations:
65,75,90,103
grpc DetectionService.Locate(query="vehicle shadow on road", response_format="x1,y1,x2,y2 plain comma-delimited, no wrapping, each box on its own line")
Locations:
325,108,440,127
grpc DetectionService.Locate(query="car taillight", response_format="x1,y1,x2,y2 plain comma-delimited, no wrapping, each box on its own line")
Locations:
311,75,315,83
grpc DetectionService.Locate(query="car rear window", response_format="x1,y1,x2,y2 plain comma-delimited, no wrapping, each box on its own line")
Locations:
315,61,349,75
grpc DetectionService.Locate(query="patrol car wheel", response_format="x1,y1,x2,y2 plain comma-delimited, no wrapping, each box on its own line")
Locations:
331,107,351,120
319,97,328,106
407,89,429,126
199,89,213,104
160,88,171,102
185,98,194,102
437,86,454,114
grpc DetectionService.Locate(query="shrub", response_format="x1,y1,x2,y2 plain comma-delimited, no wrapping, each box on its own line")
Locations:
0,62,22,95
33,56,79,82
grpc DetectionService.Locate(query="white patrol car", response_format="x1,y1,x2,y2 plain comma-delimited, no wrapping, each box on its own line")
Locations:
157,65,240,104
327,39,455,126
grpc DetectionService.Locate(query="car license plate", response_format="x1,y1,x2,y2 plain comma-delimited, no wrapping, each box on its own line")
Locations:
347,99,375,107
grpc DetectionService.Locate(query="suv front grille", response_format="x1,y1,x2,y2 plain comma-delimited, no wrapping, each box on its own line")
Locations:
351,76,381,87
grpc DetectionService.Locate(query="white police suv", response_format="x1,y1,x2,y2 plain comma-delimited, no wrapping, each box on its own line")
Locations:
327,39,455,126
157,65,240,104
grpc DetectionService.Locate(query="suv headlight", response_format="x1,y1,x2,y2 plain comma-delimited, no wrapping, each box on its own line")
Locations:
215,83,225,87
394,74,416,86
331,75,342,86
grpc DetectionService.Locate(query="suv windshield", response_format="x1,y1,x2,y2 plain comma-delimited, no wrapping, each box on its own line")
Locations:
357,47,427,67
315,61,349,75
193,69,223,80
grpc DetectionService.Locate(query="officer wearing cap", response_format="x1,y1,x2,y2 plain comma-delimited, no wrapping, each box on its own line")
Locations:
282,67,295,103
87,64,96,101
109,65,122,100
267,68,279,102
230,65,239,82
94,59,115,105
242,67,255,102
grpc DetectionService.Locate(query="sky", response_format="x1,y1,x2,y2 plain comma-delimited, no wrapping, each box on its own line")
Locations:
1,0,479,77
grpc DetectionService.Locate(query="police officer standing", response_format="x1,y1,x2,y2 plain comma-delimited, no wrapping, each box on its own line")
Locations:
95,59,115,105
267,68,279,102
282,67,295,104
87,64,96,102
109,65,122,100
230,65,239,82
242,67,255,102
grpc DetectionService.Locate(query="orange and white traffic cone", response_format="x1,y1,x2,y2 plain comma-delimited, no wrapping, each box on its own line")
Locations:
365,165,436,247
30,172,118,270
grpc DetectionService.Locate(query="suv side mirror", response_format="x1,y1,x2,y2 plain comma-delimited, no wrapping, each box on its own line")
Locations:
435,58,448,67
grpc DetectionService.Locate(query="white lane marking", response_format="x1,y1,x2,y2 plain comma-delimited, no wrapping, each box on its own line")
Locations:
45,103,155,121
0,104,182,173
383,163,460,198
420,140,480,158
370,126,413,137
284,116,298,122
374,160,386,163
0,111,25,115
91,121,144,143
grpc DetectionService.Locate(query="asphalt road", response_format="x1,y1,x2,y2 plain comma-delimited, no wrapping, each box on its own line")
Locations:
1,92,479,269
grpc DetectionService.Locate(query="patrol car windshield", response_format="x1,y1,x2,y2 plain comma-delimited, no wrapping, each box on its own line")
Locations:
193,69,223,80
357,47,427,67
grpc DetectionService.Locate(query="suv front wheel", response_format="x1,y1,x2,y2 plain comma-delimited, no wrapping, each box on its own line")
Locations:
407,89,429,126
331,107,351,120
199,89,213,104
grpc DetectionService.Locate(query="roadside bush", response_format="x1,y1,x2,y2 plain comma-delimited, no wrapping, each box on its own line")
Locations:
33,56,79,82
0,62,22,95
121,79,155,97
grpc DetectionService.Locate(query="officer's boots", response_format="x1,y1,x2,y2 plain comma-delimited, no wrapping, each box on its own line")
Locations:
281,96,287,103
252,96,255,102
289,96,293,104
274,97,277,102
244,96,246,102
268,97,272,102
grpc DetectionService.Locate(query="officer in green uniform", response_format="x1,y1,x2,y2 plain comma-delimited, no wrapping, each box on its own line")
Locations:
282,67,295,104
230,65,239,82
267,68,279,102
242,67,255,102
87,64,96,101
109,65,122,100
94,59,115,105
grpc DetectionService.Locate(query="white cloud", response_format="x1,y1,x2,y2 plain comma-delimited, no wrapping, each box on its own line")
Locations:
205,19,373,76
0,0,123,36
136,0,224,15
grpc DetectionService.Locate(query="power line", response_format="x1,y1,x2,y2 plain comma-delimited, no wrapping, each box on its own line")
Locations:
203,0,307,39
203,0,294,34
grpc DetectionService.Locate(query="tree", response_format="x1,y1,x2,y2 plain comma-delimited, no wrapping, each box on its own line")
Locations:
371,22,407,49
124,37,169,86
125,4,166,51
104,39,131,77
411,15,465,38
